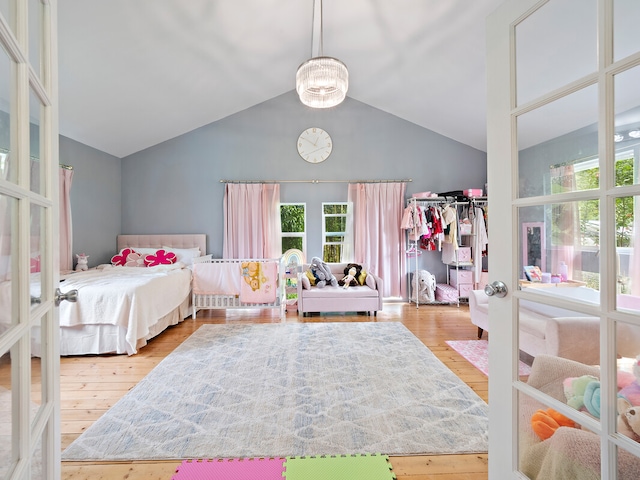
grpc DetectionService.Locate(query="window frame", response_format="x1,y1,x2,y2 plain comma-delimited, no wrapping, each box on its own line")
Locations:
280,202,307,257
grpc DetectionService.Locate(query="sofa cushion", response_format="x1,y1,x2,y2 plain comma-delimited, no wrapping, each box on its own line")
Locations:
301,274,311,290
302,285,378,298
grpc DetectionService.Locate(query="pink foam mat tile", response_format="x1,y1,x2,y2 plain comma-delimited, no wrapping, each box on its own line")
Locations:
171,457,286,480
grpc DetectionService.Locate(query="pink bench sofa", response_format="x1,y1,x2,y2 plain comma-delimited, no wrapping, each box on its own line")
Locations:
296,263,383,316
469,286,640,365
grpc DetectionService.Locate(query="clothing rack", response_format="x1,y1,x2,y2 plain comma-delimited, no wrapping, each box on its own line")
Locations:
405,196,488,308
220,178,412,184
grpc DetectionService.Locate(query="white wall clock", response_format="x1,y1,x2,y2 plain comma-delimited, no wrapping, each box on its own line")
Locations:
297,127,332,163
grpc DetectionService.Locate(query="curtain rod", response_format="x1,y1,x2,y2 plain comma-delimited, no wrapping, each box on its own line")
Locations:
0,147,73,170
219,178,412,184
60,164,73,170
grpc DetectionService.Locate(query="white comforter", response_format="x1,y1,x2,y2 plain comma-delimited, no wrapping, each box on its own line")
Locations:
58,263,191,352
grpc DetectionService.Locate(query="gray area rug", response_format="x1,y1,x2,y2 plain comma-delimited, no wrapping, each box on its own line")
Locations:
62,322,488,461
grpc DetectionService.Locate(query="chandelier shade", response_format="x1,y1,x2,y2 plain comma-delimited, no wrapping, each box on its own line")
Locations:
296,0,348,108
296,56,348,109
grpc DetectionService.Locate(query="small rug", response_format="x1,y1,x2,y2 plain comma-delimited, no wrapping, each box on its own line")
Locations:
446,339,532,376
62,322,488,461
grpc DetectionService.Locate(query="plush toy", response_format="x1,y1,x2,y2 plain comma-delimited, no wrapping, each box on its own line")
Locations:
338,263,362,287
75,253,89,271
563,374,598,411
309,256,337,288
616,355,640,441
341,267,358,289
411,270,436,303
531,408,577,441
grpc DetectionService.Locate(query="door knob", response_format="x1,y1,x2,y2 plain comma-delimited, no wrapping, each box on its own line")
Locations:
55,287,78,306
484,281,508,298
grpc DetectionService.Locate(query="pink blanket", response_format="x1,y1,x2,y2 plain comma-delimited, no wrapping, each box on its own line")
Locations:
239,261,277,303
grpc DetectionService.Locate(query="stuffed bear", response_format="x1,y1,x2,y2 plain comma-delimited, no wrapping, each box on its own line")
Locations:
338,263,362,287
309,256,337,288
411,270,436,303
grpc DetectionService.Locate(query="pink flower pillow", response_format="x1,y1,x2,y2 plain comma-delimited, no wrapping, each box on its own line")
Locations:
111,248,135,266
144,249,177,267
125,252,147,267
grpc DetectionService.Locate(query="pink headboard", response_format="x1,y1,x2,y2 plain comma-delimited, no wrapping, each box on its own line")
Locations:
117,234,206,255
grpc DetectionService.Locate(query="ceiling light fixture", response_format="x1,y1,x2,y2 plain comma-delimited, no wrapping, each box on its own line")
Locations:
296,0,348,109
614,133,624,142
628,129,640,139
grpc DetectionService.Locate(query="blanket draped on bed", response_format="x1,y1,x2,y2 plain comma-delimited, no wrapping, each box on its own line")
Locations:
57,264,191,354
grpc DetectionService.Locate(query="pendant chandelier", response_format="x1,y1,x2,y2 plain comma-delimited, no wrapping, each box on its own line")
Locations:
296,0,348,109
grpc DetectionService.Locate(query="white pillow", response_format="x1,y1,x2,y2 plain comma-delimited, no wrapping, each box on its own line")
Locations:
130,247,159,256
163,246,201,265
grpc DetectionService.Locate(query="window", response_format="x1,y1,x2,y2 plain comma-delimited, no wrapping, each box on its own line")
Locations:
322,203,347,262
280,203,306,256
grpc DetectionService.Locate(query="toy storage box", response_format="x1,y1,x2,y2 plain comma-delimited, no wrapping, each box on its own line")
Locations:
449,269,473,288
435,284,458,303
456,247,472,263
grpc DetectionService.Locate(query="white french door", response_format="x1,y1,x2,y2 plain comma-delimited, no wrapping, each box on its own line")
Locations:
0,0,61,479
487,0,640,478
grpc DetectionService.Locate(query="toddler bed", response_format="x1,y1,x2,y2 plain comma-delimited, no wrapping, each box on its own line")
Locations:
191,257,285,320
0,234,206,356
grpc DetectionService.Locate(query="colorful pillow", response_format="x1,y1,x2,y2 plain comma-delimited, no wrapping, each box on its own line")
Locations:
144,249,177,267
111,248,135,266
125,252,147,267
357,269,367,286
305,269,316,286
301,275,311,290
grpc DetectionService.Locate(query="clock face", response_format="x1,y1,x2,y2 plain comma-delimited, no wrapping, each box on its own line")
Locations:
297,127,332,163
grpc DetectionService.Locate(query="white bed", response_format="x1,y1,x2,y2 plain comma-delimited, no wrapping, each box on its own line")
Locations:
0,234,206,356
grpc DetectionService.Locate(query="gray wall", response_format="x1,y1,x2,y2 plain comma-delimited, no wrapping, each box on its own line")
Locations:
120,91,487,280
60,136,121,266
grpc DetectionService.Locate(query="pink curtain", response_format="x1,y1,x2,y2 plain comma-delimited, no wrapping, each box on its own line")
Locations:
59,167,74,270
223,183,281,259
550,165,580,278
347,182,406,297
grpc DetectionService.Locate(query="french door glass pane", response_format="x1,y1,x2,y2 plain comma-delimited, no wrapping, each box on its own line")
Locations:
614,65,640,186
0,0,10,33
0,45,15,184
30,203,43,309
0,194,17,328
28,0,41,80
614,0,640,62
518,375,601,479
0,350,13,478
29,87,43,195
515,0,597,106
518,85,599,199
617,195,639,310
518,202,600,291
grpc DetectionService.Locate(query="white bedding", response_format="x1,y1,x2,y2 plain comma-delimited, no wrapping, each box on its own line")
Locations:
58,263,191,354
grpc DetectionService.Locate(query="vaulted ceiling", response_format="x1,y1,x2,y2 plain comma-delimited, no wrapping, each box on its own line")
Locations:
55,1,508,158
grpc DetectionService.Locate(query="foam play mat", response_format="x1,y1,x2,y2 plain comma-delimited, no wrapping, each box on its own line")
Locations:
172,457,286,479
284,453,396,480
172,454,396,479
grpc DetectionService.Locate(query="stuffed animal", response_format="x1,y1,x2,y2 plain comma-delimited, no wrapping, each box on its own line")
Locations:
338,263,362,287
341,267,357,289
563,374,598,411
531,408,577,441
411,270,436,303
75,253,89,271
309,256,337,288
617,355,640,441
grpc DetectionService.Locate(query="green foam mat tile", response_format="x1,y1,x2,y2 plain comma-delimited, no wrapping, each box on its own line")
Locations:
284,453,396,480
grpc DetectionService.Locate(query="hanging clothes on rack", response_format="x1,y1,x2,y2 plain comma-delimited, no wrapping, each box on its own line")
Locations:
441,204,458,264
472,206,489,283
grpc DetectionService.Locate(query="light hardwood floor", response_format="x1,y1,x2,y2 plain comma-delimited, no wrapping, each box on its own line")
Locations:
10,302,491,479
